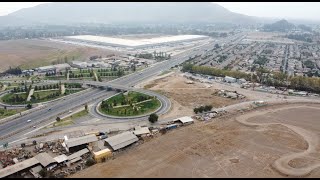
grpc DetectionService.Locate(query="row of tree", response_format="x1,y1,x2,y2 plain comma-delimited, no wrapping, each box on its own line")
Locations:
194,105,213,114
34,84,60,91
182,64,251,81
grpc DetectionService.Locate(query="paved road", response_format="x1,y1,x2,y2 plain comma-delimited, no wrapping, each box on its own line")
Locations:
0,42,213,145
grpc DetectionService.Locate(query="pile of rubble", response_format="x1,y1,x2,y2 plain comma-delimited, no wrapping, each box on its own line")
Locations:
194,110,227,121
0,148,33,168
215,89,245,99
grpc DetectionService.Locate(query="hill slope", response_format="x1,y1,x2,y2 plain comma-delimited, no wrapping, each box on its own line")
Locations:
3,2,257,26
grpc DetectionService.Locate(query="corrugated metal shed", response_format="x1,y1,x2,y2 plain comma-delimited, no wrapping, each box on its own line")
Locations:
67,148,89,161
0,158,39,178
104,131,139,151
65,134,98,149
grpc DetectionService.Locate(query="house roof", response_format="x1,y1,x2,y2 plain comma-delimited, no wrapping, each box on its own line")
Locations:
174,116,194,124
65,134,98,148
104,131,139,151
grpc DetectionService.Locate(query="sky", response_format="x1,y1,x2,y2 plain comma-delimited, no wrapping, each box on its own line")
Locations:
0,2,319,21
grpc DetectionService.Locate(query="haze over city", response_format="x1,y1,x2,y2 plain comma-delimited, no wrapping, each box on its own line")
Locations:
0,2,320,179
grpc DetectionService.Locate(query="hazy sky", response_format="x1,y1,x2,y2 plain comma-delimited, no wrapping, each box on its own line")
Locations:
0,2,319,21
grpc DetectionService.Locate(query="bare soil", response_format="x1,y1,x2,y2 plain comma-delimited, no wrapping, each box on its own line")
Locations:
71,103,320,178
144,72,242,119
0,39,121,72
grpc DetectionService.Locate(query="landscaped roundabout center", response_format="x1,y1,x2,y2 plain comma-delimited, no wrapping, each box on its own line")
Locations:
99,91,161,117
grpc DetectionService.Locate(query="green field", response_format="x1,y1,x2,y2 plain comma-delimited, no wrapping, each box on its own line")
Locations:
49,109,88,128
0,108,24,119
1,93,28,105
100,91,161,117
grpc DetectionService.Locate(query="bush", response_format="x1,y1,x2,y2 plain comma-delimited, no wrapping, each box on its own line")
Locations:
85,158,96,167
26,104,32,109
56,117,61,122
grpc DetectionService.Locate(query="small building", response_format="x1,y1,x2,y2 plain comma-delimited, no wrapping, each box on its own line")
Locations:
36,65,56,73
93,148,112,163
104,131,139,151
174,116,194,125
53,63,71,72
0,157,39,178
133,126,150,137
70,61,88,69
65,134,98,153
224,76,237,83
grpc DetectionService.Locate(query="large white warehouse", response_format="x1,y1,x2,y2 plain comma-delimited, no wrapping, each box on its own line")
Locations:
63,35,209,49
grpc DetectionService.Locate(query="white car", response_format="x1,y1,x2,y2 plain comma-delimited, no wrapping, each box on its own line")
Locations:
27,120,31,123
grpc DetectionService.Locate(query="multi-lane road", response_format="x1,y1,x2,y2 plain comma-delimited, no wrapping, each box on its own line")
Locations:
0,40,214,146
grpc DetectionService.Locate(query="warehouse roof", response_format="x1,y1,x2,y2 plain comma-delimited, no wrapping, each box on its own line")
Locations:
104,131,139,151
34,153,57,167
53,154,68,163
0,157,39,178
65,134,98,148
65,35,208,47
67,148,89,161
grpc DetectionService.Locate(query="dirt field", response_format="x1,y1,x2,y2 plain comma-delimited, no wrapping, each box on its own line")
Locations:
71,103,320,178
0,39,121,72
143,72,243,119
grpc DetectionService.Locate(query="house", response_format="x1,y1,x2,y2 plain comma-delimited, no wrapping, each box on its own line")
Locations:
104,131,139,151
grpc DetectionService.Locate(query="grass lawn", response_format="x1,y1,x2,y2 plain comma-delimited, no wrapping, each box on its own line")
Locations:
100,91,161,117
49,110,88,128
31,90,61,103
1,93,28,105
0,108,24,119
44,76,66,80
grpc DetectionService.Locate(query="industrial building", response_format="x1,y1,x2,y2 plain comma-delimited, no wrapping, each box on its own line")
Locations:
63,35,209,49
104,131,139,151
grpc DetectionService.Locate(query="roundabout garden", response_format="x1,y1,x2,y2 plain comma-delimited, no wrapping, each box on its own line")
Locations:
99,91,161,117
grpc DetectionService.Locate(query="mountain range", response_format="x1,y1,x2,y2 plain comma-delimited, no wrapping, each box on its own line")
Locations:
0,2,268,27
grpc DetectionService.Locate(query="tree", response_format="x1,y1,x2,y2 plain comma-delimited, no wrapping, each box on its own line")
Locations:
148,113,158,123
39,169,48,177
26,104,32,109
85,104,88,111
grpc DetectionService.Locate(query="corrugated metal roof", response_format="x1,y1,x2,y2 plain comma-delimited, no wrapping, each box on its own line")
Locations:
133,126,150,135
34,153,57,167
53,154,68,163
175,116,194,124
65,134,98,148
104,131,139,151
0,158,39,178
67,148,89,161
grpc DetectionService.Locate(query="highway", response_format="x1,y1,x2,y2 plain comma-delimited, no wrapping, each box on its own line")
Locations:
0,41,214,145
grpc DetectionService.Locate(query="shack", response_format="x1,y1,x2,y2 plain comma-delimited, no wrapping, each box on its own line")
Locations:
173,116,194,125
93,148,112,163
133,126,150,137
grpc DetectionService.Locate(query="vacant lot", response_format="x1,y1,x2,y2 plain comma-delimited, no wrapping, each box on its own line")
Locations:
0,39,121,72
72,103,320,178
144,72,243,119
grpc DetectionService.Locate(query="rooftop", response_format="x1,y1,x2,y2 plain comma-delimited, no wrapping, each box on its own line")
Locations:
34,153,56,167
104,131,139,151
67,148,90,161
0,157,39,178
64,35,208,48
65,134,98,149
